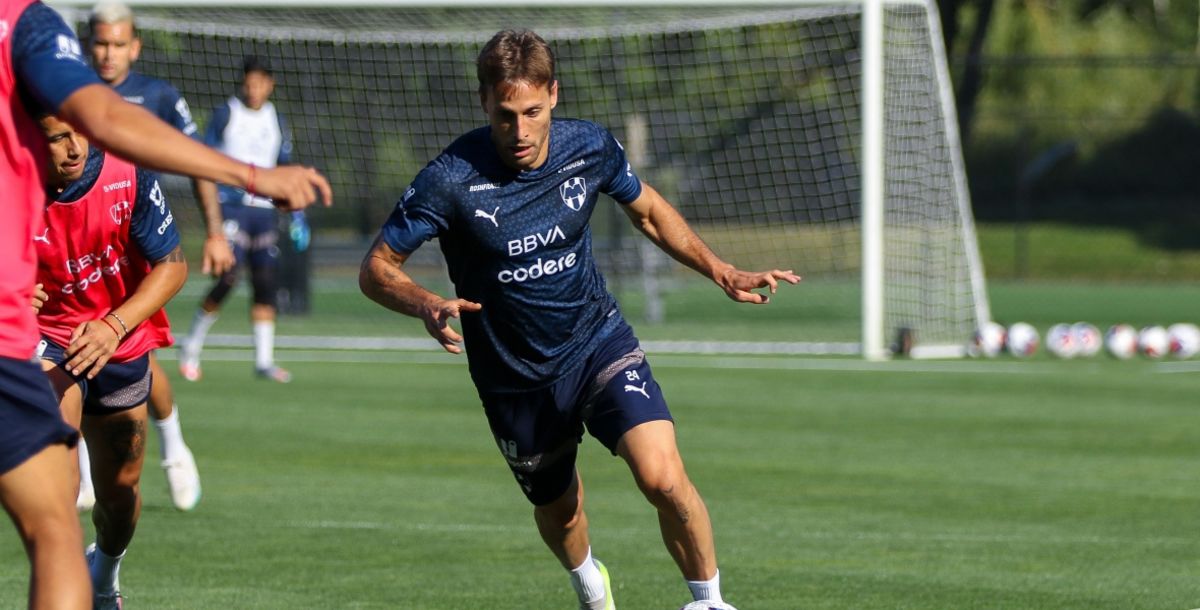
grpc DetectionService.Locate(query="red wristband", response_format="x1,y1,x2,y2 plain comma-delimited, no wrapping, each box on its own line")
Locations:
99,316,121,339
246,163,257,195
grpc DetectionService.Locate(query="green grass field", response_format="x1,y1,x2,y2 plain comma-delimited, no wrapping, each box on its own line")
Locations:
2,267,1199,608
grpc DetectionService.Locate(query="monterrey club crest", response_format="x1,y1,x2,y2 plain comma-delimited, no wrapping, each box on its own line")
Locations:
559,177,587,211
109,200,133,225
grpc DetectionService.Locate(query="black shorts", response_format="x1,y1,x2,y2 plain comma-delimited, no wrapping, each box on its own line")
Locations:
38,338,151,416
479,322,673,506
0,356,78,475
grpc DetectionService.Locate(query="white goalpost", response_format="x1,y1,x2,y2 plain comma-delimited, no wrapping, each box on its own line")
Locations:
49,0,991,359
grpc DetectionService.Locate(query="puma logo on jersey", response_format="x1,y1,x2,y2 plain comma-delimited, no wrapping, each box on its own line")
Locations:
474,206,500,227
624,382,650,399
33,229,50,245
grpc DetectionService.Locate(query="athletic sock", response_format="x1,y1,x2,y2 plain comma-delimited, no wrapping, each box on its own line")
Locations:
154,408,187,463
568,548,607,610
89,544,125,594
185,309,219,356
253,321,275,370
77,439,94,493
687,569,722,602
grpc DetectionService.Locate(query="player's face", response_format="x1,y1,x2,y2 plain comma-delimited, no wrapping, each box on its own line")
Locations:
39,116,90,186
481,79,558,171
90,21,141,84
242,71,275,110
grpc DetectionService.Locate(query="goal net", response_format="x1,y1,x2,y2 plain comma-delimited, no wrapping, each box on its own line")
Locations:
54,0,990,358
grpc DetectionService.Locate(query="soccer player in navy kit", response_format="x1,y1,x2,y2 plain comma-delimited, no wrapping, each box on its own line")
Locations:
1,1,329,607
361,30,799,609
179,56,300,384
86,1,210,513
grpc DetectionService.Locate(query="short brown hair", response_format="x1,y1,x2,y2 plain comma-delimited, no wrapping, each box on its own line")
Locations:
476,29,555,96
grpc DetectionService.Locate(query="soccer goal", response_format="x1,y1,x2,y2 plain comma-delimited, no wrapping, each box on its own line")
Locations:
52,0,991,359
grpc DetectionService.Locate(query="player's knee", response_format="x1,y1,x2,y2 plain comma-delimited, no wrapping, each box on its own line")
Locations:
207,270,238,304
636,465,692,511
251,264,278,307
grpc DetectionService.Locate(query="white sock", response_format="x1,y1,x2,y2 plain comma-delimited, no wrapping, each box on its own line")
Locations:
89,543,125,594
253,321,275,370
185,309,219,356
568,548,607,610
687,569,722,602
154,408,188,463
77,439,94,493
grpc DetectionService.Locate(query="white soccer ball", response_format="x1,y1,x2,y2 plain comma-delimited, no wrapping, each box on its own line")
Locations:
1167,323,1200,359
969,321,1006,358
1138,325,1169,359
1104,324,1138,359
1045,323,1078,359
679,602,739,610
1006,322,1039,358
1071,322,1102,357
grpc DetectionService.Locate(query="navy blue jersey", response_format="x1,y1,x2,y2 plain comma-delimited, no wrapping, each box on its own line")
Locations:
381,118,643,392
13,2,102,114
113,70,198,138
54,147,180,261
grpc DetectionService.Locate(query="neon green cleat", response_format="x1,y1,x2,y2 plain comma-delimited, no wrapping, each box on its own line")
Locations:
594,559,615,610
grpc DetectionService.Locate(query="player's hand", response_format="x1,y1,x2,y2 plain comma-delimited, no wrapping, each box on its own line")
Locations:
715,266,801,304
202,234,235,277
31,283,48,313
65,319,121,379
421,298,482,354
255,165,333,211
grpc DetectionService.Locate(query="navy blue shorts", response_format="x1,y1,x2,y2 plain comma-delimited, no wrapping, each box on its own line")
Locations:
38,338,151,416
479,322,673,506
0,356,78,475
222,204,280,269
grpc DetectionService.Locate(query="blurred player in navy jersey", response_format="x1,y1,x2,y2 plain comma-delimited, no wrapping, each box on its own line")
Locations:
0,1,328,607
360,29,799,609
178,55,303,384
34,112,188,609
83,1,209,513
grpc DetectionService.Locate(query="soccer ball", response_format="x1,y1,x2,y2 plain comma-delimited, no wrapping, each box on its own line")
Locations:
1138,325,1169,359
968,321,1006,358
679,602,739,610
1071,322,1102,357
1006,322,1039,358
1104,324,1138,359
1045,323,1078,359
1167,323,1200,359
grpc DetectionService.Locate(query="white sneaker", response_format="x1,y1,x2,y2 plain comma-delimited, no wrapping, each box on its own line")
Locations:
178,345,201,382
162,446,201,511
86,543,124,610
76,484,95,512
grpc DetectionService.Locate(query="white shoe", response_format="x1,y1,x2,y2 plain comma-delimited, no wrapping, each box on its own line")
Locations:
162,446,201,511
178,345,201,382
86,543,124,610
76,484,95,512
255,365,292,383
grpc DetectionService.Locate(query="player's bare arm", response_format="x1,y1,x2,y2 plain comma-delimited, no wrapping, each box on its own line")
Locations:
192,178,234,276
57,84,332,210
65,246,188,379
359,237,481,355
621,181,801,304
